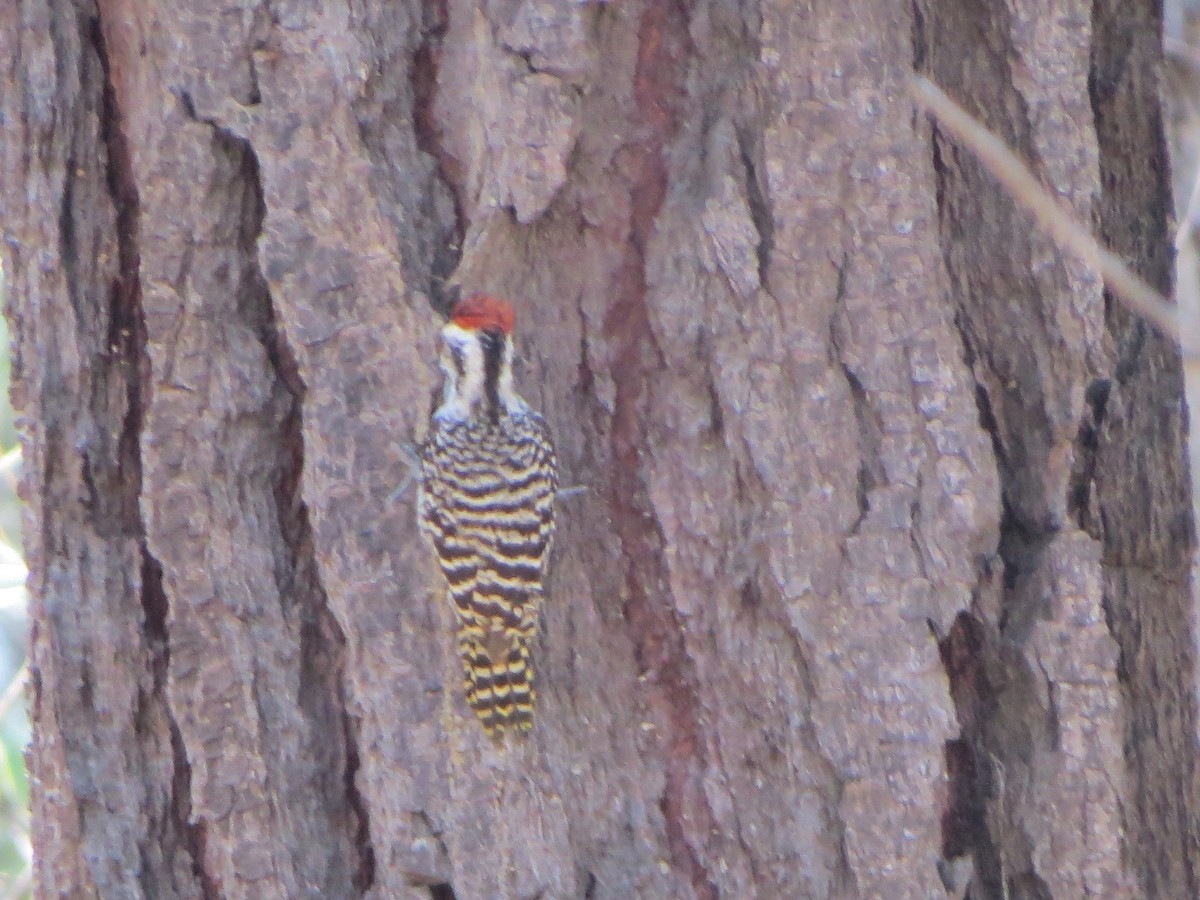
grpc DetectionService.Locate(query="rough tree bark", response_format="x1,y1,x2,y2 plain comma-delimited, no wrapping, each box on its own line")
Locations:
1,0,1194,898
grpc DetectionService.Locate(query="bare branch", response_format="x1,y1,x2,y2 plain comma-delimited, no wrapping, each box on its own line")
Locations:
1176,143,1200,250
910,76,1192,355
0,664,26,724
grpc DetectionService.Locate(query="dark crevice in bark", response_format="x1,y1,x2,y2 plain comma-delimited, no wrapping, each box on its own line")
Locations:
939,737,985,861
499,42,539,77
177,74,378,887
58,162,79,318
221,127,378,894
77,652,95,715
911,0,928,73
1009,872,1053,900
92,9,216,896
346,0,459,311
934,179,1113,900
940,607,1056,900
429,883,458,900
841,364,883,534
970,380,1006,473
937,610,1007,897
409,0,463,312
734,127,774,289
93,8,146,531
831,258,884,536
341,704,377,893
1089,1,1200,894
704,371,725,440
146,551,218,899
244,5,269,108
919,8,1054,892
1067,377,1110,531
1111,318,1148,386
944,281,1058,899
949,343,1063,897
604,4,716,898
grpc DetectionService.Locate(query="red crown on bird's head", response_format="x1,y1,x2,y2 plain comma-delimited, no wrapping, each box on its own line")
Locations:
451,294,515,336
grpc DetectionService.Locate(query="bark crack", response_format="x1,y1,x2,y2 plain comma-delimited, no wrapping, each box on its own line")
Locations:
830,257,885,538
1090,1,1200,893
839,363,884,536
918,14,1030,893
235,131,379,895
1067,377,1111,533
734,126,774,291
410,0,463,310
92,9,216,896
172,84,377,892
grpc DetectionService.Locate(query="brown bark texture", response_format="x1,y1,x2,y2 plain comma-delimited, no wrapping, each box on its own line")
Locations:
1,0,1195,898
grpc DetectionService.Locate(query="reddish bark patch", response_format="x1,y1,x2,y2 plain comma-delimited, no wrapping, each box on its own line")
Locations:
603,4,718,898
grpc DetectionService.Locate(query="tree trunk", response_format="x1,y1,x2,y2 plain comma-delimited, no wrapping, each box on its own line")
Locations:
2,0,1194,897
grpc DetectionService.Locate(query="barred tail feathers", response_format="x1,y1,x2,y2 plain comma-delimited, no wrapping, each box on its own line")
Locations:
457,621,535,736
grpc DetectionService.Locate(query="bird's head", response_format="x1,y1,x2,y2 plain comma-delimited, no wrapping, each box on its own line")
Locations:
436,294,522,422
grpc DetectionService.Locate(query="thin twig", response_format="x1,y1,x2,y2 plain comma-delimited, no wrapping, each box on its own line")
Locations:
1176,167,1200,251
1175,232,1200,513
1165,36,1200,72
0,665,26,724
910,76,1192,356
1176,142,1200,250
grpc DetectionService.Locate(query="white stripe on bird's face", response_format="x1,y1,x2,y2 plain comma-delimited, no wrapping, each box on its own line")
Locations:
436,323,485,422
434,322,526,422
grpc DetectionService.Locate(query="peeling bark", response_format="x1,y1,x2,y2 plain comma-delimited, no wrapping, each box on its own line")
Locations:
1,1,1194,898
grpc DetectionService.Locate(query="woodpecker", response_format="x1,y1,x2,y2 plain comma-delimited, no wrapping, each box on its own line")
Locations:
417,294,558,737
